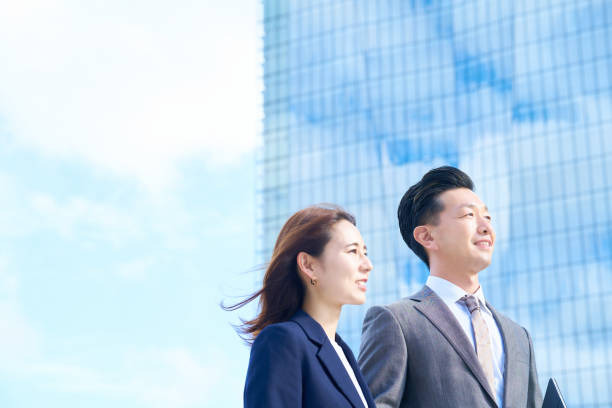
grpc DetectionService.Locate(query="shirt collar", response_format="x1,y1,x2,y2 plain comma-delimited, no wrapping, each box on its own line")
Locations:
425,275,489,310
472,284,488,310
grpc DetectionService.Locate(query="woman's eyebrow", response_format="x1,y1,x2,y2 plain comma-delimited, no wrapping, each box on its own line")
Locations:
344,242,361,248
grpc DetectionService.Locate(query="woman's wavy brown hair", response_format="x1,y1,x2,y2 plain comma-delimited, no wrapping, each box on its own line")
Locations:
223,204,356,343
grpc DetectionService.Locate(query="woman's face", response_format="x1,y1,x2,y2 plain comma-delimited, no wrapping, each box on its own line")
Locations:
314,220,373,306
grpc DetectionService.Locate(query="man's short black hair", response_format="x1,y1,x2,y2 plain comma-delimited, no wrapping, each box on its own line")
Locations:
397,166,474,268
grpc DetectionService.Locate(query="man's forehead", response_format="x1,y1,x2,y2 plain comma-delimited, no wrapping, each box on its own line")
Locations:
439,188,487,208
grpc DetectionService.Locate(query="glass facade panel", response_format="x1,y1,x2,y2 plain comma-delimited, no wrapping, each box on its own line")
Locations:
260,1,612,405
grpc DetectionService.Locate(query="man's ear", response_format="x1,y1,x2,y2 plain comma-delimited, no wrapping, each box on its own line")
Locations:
296,251,317,281
413,225,438,250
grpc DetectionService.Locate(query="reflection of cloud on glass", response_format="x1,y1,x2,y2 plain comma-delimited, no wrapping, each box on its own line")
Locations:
385,138,458,166
454,52,512,93
263,1,612,404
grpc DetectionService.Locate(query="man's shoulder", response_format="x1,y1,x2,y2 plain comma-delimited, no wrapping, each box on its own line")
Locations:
385,296,420,314
385,285,433,310
487,302,531,339
364,289,427,321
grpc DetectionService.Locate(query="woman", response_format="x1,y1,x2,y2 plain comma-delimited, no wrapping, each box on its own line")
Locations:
226,204,375,407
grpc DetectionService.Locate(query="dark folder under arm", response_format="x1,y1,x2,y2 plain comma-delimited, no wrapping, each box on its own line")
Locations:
542,378,567,408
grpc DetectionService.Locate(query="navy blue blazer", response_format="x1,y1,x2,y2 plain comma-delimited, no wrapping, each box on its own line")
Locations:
244,309,375,408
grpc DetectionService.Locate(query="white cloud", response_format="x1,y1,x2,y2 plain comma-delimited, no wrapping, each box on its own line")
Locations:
29,192,140,245
0,256,41,370
124,347,221,407
0,0,261,190
2,165,244,253
116,257,155,280
27,346,241,408
0,235,244,407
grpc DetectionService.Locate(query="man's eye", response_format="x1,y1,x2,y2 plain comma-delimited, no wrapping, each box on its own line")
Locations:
464,213,474,217
349,249,358,254
485,215,492,221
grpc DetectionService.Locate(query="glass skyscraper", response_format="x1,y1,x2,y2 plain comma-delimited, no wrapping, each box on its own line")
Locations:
258,1,611,406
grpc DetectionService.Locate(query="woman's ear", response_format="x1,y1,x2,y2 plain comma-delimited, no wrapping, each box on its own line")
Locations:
413,225,437,250
296,251,317,281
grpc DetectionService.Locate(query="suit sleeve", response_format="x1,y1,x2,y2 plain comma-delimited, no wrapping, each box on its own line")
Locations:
244,324,302,408
358,305,408,408
524,327,543,408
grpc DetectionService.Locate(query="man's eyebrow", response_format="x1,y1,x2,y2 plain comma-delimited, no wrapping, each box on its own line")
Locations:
458,203,489,212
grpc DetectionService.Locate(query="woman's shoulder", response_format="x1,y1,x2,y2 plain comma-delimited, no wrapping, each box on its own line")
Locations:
254,319,305,346
248,321,309,366
250,319,314,360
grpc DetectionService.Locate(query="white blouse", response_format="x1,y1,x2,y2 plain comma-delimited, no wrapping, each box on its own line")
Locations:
331,340,368,408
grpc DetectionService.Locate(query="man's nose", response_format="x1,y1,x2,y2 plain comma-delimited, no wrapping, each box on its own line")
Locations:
478,218,492,235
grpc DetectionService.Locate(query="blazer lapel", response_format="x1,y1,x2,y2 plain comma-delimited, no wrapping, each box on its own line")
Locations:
488,303,519,408
317,341,365,408
336,335,376,408
292,310,364,408
411,286,498,406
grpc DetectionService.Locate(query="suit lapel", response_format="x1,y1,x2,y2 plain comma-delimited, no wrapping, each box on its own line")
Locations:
411,286,498,406
317,341,364,408
291,310,364,408
488,303,517,408
337,335,376,408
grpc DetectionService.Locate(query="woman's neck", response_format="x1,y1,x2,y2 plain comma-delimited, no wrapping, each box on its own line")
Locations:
302,295,342,342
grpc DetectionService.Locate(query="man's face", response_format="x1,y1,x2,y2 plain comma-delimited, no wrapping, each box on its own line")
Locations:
428,188,495,273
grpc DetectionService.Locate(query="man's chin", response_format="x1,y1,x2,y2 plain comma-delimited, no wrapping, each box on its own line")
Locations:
479,259,493,270
471,257,493,273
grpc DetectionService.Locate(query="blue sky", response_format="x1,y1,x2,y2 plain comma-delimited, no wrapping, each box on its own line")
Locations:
0,1,259,406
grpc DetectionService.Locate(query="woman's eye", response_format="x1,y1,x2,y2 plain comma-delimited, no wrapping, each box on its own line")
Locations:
464,213,474,217
348,249,358,254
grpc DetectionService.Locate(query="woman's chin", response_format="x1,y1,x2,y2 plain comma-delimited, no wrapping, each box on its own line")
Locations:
350,294,367,305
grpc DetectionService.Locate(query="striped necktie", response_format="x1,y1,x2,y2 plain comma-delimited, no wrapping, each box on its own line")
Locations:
460,295,495,395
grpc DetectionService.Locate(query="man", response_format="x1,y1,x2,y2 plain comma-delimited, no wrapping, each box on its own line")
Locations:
358,166,542,408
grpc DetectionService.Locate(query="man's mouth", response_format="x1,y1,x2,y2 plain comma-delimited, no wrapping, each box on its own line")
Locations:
474,239,492,249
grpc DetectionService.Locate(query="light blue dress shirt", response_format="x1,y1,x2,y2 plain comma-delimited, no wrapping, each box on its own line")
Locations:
426,275,506,407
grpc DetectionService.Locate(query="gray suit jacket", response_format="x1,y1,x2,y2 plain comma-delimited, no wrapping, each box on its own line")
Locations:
358,286,542,408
